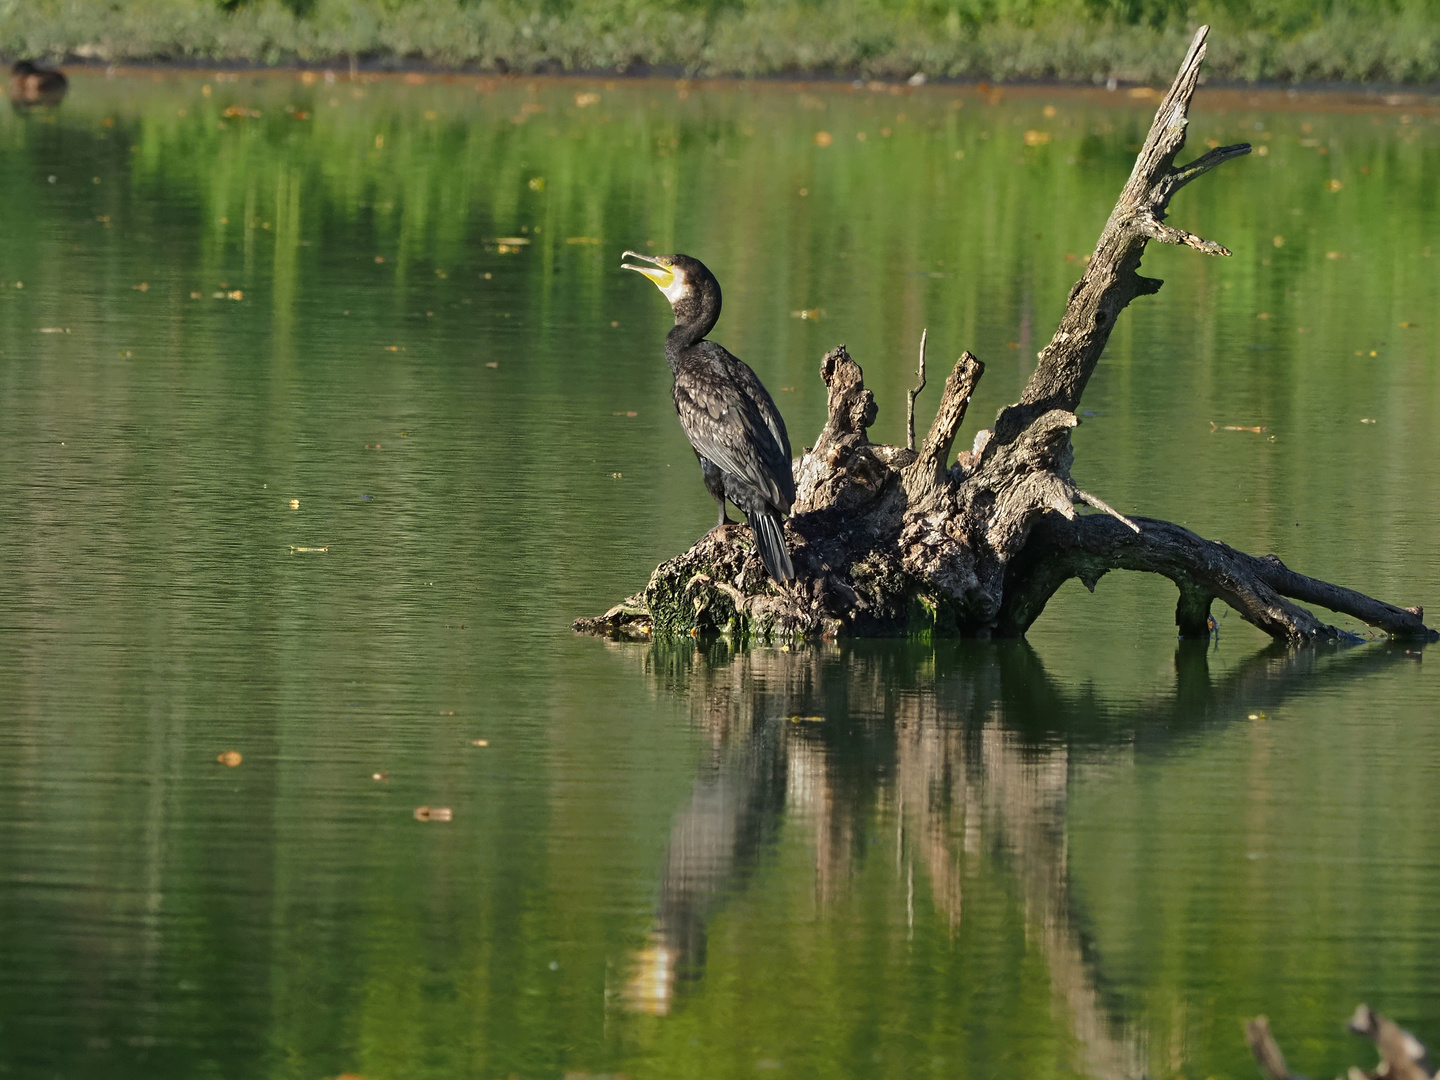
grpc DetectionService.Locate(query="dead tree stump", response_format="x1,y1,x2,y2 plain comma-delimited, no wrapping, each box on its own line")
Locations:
576,27,1435,647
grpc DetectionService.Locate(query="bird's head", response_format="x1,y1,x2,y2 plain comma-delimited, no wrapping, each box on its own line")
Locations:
621,251,721,336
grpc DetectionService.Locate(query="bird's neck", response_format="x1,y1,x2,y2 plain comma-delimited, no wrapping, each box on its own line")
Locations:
665,312,716,358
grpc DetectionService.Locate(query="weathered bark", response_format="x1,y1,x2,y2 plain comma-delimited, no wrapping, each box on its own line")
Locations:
575,26,1436,648
1247,1008,1434,1080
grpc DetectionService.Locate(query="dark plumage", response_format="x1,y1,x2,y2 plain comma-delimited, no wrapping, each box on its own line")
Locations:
9,60,67,107
622,251,797,583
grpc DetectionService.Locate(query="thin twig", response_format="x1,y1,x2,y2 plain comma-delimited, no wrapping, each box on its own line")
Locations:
906,328,927,451
1073,487,1140,532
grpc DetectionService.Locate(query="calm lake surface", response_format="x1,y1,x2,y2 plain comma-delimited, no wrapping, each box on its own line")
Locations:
1,69,1438,1080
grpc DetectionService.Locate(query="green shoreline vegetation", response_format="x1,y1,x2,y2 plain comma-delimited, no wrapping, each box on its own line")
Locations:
5,0,1440,84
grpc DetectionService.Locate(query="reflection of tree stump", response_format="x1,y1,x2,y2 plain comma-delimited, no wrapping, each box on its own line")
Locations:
577,27,1435,646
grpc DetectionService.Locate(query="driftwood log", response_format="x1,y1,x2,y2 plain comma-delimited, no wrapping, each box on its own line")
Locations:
576,27,1435,647
1247,1008,1434,1080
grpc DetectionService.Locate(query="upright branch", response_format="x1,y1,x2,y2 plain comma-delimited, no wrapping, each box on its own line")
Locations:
905,329,927,452
576,27,1435,647
1002,24,1251,437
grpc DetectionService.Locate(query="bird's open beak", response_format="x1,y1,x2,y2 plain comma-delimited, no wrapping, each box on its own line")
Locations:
621,250,675,290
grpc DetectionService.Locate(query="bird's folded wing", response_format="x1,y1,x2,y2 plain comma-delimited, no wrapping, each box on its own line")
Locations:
673,373,789,511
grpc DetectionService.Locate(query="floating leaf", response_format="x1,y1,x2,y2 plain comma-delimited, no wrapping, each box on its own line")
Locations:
413,806,453,822
471,739,489,747
371,772,389,782
37,327,68,334
289,498,300,509
217,750,243,767
486,361,499,368
1326,178,1344,192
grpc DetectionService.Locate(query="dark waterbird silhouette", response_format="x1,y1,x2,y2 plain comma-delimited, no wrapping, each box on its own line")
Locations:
8,60,68,108
622,251,796,583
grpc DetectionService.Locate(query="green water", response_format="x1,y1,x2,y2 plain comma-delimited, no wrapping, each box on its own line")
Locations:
1,70,1438,1080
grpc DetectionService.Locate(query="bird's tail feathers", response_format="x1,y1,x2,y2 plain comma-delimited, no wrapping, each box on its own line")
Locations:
751,512,795,584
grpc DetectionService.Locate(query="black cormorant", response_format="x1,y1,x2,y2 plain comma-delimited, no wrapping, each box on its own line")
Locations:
9,60,67,107
622,251,796,583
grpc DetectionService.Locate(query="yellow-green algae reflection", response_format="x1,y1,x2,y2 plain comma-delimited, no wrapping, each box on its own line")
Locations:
0,70,1438,1080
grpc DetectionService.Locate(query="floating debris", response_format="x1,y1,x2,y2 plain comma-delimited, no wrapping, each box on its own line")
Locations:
813,131,833,146
567,236,602,245
485,361,499,369
372,771,389,782
1360,418,1377,424
37,327,68,334
288,498,300,509
1210,422,1268,433
216,750,243,767
789,715,825,723
574,92,600,107
471,739,489,747
612,410,638,417
1023,129,1052,146
413,806,452,822
289,546,328,553
1326,178,1344,192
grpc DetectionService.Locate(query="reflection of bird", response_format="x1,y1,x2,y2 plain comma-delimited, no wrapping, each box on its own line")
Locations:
8,60,68,107
622,251,796,583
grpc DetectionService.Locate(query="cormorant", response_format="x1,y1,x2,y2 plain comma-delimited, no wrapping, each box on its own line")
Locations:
622,251,797,583
8,60,67,107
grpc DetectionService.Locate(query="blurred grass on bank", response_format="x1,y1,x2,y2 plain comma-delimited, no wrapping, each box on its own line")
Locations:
5,0,1440,83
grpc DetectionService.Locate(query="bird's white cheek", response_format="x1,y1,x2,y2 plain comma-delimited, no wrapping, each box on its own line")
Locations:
662,272,687,304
